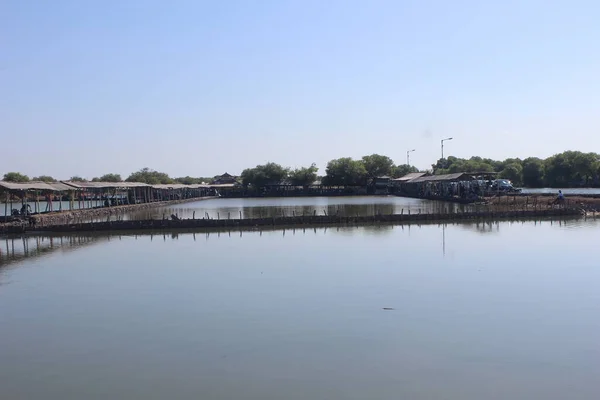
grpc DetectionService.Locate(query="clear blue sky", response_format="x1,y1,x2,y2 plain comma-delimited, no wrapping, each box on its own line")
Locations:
2,0,599,180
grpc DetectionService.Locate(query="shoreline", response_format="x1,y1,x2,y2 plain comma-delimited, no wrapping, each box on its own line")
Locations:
2,207,582,234
0,196,218,226
0,214,589,240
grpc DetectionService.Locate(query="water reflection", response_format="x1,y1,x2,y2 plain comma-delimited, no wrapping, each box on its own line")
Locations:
0,234,109,270
2,218,600,400
126,196,473,221
3,217,597,272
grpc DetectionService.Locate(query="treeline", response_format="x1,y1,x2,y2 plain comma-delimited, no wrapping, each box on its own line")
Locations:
4,150,599,188
433,150,600,187
240,155,418,187
1,168,215,186
1,156,419,188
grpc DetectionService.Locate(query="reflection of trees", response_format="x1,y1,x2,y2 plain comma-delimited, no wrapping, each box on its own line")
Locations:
456,221,500,235
357,225,394,235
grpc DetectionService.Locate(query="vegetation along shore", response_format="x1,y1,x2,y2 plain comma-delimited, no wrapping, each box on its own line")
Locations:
3,150,600,189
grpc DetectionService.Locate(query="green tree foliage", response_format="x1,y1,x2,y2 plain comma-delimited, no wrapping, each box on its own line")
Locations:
431,151,600,187
3,172,30,182
393,164,419,178
32,175,56,182
361,154,395,179
432,156,495,174
69,176,88,182
522,157,545,187
544,151,599,187
288,163,319,186
173,176,203,185
241,162,289,186
126,168,173,184
322,157,367,186
92,173,122,182
499,163,523,186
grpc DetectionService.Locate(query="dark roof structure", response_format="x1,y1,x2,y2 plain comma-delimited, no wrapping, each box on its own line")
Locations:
392,172,427,182
0,181,75,191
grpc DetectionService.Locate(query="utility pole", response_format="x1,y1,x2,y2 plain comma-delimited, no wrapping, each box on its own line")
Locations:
441,137,453,160
407,149,415,166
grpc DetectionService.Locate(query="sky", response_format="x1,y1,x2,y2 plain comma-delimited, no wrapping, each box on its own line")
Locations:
1,0,599,180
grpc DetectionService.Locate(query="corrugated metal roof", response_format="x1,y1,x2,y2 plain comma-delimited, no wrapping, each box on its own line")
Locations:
151,184,209,189
62,181,151,189
408,173,470,183
392,172,427,182
1,181,212,191
47,182,76,191
0,181,73,191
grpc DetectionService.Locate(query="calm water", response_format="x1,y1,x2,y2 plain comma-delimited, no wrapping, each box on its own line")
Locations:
1,196,467,220
521,188,600,195
130,196,469,221
1,218,599,400
3,192,600,218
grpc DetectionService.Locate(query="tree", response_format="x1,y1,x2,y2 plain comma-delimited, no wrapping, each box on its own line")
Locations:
322,157,367,186
288,163,319,187
240,162,289,187
432,156,460,174
126,168,173,184
499,163,523,186
92,173,122,182
571,152,599,185
393,164,419,178
432,156,495,174
543,153,575,187
92,174,123,182
522,157,545,187
32,175,56,182
3,172,30,182
173,176,201,185
69,176,88,182
361,154,395,179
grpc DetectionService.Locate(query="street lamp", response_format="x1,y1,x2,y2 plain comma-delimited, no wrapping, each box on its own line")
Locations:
441,137,453,160
407,149,416,166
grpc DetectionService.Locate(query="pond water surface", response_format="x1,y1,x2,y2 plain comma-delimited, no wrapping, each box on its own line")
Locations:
1,217,599,399
129,196,469,221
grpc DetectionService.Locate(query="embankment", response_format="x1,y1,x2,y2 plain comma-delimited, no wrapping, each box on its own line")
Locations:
2,207,582,234
1,196,217,228
485,195,600,211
